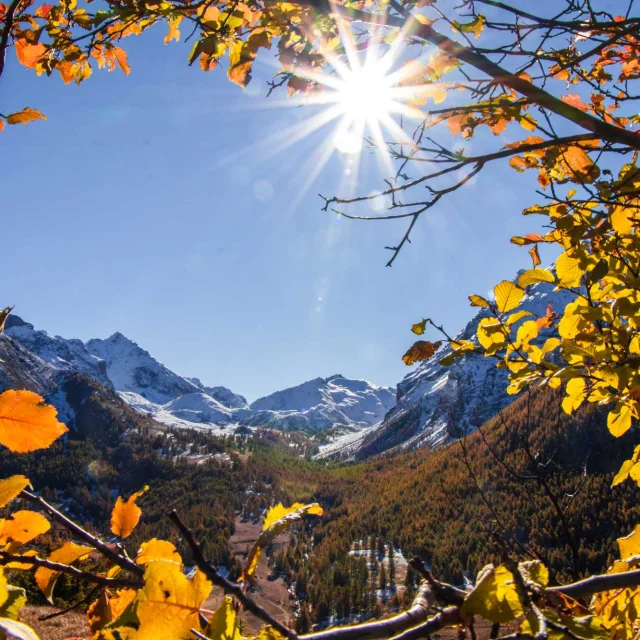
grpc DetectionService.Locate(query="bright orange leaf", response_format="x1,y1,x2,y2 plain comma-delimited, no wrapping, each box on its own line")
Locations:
110,486,148,539
0,390,67,453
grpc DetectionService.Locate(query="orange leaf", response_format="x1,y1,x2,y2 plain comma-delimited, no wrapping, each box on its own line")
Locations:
562,94,588,111
0,475,30,509
113,47,130,75
528,245,541,266
6,107,47,125
0,119,4,132
15,41,46,69
0,510,50,545
402,340,442,366
0,390,67,452
110,486,148,538
58,60,75,84
35,4,53,17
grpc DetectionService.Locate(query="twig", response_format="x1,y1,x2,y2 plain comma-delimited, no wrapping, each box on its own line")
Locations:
387,607,462,640
0,552,142,589
20,490,143,578
38,587,101,621
168,510,297,640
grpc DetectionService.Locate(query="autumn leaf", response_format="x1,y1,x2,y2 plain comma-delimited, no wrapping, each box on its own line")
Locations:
0,390,67,453
0,307,13,333
0,476,30,509
35,542,93,602
493,281,525,313
111,486,148,539
528,245,541,267
469,294,491,308
135,539,181,565
15,41,46,69
411,319,428,335
461,564,524,623
6,108,47,126
134,560,212,639
164,15,182,44
402,340,443,366
0,511,50,547
518,268,555,288
204,596,242,640
608,401,634,437
617,525,640,560
562,378,587,414
243,503,323,582
562,94,588,111
113,47,130,75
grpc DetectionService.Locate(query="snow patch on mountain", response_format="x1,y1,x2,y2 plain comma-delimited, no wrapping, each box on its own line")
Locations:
349,279,576,459
249,374,396,432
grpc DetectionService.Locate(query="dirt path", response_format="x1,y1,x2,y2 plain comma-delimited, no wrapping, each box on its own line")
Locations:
203,515,295,635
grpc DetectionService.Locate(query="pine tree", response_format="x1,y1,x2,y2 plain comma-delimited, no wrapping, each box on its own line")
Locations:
388,543,396,589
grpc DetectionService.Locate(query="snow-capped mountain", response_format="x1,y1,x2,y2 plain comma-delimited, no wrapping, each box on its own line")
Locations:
5,316,110,387
1,315,394,436
249,375,395,432
321,279,576,460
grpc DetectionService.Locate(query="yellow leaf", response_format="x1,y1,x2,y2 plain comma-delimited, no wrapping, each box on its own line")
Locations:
618,524,640,560
243,503,323,582
6,108,47,126
164,16,182,44
494,281,525,313
0,476,30,509
611,205,637,235
516,320,539,346
556,252,583,287
111,486,148,539
558,302,583,339
518,268,555,288
0,390,67,453
469,294,490,308
411,319,427,335
136,539,181,566
402,341,442,366
608,401,634,437
518,560,549,587
204,595,242,640
461,564,524,623
134,559,211,640
562,377,587,414
35,542,93,603
0,511,49,546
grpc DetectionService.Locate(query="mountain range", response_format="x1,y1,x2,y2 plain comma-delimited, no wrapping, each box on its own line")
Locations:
0,276,573,458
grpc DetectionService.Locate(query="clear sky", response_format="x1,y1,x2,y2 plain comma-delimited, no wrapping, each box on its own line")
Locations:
1,25,549,402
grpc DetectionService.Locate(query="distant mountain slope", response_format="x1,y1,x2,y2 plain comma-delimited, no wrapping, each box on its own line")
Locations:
249,374,396,432
350,280,575,459
2,315,394,435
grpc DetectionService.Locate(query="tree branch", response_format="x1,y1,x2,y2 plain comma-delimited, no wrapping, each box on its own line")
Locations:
0,552,142,590
168,509,297,640
0,0,22,80
20,490,143,578
324,1,640,150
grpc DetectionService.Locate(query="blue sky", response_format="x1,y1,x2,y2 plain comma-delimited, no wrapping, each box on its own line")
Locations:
2,25,548,401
